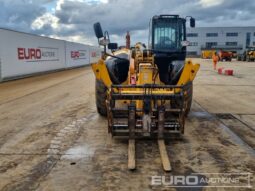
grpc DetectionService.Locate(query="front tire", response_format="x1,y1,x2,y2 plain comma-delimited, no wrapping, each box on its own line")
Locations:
95,79,107,116
171,82,193,117
185,83,193,117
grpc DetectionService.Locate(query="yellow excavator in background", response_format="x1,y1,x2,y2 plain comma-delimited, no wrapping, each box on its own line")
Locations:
91,15,200,171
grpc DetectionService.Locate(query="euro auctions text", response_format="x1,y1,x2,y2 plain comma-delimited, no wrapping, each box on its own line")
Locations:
17,47,59,62
151,173,252,188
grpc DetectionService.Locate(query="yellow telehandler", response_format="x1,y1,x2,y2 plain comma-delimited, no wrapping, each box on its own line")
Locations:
91,15,200,171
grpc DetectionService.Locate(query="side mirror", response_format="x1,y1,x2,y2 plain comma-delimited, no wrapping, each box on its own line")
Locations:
108,43,118,50
93,22,104,39
190,18,195,28
99,38,110,46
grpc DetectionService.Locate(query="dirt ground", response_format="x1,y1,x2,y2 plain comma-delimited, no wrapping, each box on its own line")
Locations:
0,59,254,191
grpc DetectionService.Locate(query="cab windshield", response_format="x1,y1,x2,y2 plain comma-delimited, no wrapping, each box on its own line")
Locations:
153,19,184,51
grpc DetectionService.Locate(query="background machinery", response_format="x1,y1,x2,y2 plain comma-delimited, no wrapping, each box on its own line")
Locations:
91,15,200,171
218,50,232,61
201,50,216,59
201,49,232,61
246,47,255,62
237,47,255,62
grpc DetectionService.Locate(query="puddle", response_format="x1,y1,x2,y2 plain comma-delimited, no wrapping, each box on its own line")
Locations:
189,111,212,119
61,145,95,160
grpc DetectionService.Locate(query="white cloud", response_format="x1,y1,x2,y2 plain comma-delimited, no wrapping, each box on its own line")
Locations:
56,0,64,11
56,0,108,10
84,0,108,4
31,12,59,30
199,0,224,7
2,0,255,46
50,34,95,45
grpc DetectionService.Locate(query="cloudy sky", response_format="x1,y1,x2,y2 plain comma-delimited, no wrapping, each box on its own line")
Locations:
0,0,255,46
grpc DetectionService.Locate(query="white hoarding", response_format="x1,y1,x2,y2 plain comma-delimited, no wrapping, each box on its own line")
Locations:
65,42,90,68
89,46,102,64
0,28,102,81
0,29,65,79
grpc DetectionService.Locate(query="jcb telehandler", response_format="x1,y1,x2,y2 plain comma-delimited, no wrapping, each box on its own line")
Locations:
91,15,200,171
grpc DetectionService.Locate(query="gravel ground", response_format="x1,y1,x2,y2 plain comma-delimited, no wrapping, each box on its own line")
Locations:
0,59,254,191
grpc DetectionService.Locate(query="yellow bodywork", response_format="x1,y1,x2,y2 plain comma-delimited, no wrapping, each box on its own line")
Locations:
91,49,130,88
91,48,200,111
177,60,200,85
92,58,112,88
91,54,200,89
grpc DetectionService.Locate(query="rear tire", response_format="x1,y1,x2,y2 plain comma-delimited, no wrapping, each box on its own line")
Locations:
95,79,107,116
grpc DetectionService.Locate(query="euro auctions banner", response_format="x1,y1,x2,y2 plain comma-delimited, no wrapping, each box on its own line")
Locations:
65,42,90,68
17,47,60,62
0,28,101,81
0,29,65,79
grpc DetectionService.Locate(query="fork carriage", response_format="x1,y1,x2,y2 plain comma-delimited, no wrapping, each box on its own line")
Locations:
107,82,193,139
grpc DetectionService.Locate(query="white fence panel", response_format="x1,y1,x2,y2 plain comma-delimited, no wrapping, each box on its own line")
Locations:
0,28,103,81
89,46,102,64
65,42,90,68
0,29,65,79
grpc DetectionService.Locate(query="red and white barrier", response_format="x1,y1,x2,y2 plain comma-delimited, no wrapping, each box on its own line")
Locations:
218,67,234,76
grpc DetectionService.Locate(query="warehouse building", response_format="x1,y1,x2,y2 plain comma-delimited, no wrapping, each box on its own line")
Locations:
187,26,255,56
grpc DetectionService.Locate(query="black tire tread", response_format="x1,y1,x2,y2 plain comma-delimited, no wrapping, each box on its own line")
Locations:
185,83,193,117
95,79,107,116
